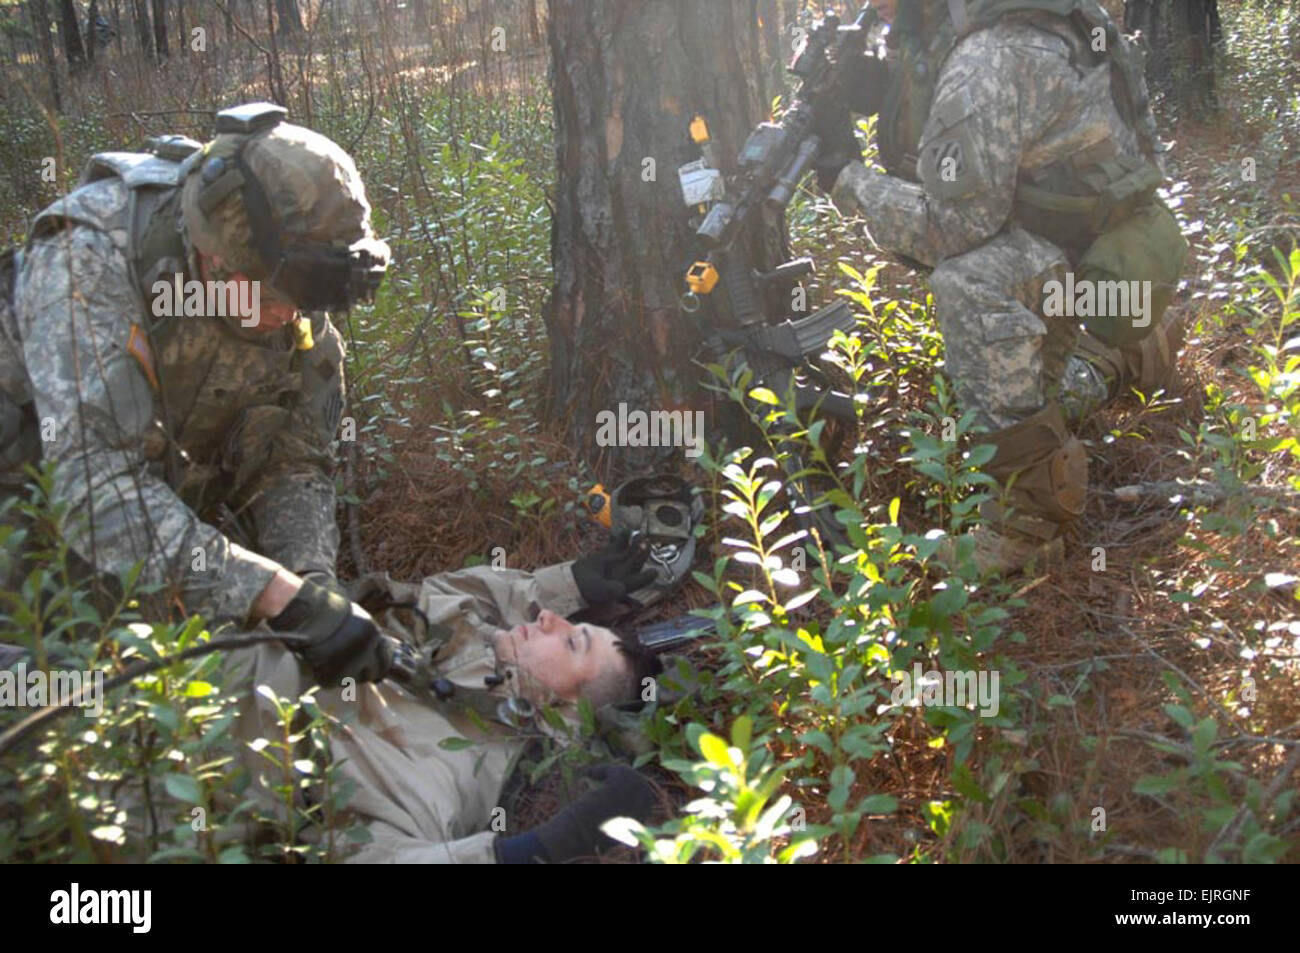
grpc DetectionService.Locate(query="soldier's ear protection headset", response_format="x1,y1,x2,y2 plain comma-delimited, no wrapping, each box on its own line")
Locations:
186,102,388,312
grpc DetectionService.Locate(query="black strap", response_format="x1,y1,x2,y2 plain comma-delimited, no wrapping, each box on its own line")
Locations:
233,153,284,278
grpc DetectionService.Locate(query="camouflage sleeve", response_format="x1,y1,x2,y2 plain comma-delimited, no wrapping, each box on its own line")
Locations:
235,316,344,578
17,223,277,620
831,24,1078,266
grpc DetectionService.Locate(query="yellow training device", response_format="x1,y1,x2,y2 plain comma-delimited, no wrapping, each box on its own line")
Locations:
689,115,710,145
585,484,612,528
685,260,719,296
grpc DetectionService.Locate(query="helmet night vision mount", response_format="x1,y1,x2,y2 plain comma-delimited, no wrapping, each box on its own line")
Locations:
193,102,388,313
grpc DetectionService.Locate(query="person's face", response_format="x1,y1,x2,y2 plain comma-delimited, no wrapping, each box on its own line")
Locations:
492,610,627,702
198,253,299,332
873,0,896,22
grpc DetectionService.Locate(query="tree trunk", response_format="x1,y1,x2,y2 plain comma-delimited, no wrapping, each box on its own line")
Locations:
527,0,540,46
87,0,99,64
274,0,302,34
58,0,87,71
1125,0,1222,115
151,0,168,57
31,0,63,111
132,0,151,55
176,0,185,54
112,0,125,54
546,0,775,473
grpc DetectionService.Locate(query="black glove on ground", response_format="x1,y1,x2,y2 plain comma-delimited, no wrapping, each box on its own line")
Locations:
571,528,657,606
269,576,391,687
528,764,658,863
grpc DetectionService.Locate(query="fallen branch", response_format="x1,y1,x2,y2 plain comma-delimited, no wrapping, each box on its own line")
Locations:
1111,479,1300,511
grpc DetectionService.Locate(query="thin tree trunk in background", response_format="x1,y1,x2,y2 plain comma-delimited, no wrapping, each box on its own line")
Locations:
31,0,63,111
528,0,541,46
546,0,776,473
177,0,186,54
275,0,302,34
265,0,286,102
133,0,152,56
87,0,100,64
112,0,125,54
151,0,168,57
1124,0,1221,115
59,0,88,72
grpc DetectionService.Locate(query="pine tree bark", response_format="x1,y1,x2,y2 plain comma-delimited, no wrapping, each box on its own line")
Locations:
546,0,777,473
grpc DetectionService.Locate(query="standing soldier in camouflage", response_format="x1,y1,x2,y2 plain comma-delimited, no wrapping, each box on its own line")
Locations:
816,0,1189,574
1,104,393,684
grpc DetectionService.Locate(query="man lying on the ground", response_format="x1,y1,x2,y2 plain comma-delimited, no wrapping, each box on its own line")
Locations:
229,548,661,864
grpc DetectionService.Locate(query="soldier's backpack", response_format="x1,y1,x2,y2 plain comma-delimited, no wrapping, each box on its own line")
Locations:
0,136,203,480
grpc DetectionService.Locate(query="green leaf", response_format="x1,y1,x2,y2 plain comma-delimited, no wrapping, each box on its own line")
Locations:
1134,773,1182,796
731,715,753,752
858,794,898,814
438,736,477,751
698,732,735,769
163,773,203,804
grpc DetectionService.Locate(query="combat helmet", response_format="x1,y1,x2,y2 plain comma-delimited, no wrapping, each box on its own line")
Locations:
180,102,390,312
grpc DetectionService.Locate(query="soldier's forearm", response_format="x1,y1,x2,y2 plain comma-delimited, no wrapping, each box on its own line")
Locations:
832,161,1007,267
249,565,305,621
50,450,281,621
244,473,340,577
832,163,947,266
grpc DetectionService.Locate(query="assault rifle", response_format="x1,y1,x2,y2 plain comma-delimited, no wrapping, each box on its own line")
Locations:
677,5,880,424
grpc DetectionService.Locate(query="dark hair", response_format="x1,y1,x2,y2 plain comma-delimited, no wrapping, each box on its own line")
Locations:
578,625,662,707
612,626,663,686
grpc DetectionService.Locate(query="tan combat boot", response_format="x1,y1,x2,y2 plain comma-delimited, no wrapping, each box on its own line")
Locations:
939,402,1088,578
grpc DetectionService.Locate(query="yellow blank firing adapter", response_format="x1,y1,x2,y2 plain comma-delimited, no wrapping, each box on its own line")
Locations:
292,315,315,350
586,484,612,528
686,260,719,296
689,115,710,144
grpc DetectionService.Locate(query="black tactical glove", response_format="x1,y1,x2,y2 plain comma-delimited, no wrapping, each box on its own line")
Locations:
571,528,657,607
269,576,392,687
516,764,657,863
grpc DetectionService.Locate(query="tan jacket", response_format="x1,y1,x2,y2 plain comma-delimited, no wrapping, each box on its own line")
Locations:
228,562,584,863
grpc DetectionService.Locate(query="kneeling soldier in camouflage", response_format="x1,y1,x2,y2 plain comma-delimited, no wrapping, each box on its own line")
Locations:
816,0,1189,574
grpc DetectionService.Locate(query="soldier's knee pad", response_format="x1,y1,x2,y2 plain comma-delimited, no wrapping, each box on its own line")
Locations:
983,402,1088,524
1073,304,1185,399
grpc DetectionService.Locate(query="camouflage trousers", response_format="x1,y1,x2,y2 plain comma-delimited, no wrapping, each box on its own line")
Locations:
929,227,1109,432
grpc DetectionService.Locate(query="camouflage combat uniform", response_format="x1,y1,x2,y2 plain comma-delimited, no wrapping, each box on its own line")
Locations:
5,155,345,622
827,1,1188,572
831,9,1156,432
